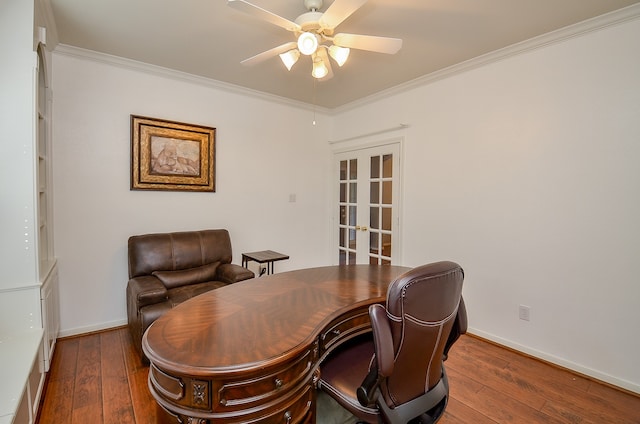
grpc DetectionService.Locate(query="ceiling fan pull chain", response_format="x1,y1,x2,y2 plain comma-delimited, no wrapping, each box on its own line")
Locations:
312,78,317,126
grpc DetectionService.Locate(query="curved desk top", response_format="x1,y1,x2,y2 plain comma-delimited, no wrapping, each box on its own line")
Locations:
142,265,410,423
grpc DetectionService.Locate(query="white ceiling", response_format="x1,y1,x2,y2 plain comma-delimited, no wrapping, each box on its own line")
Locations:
49,0,639,109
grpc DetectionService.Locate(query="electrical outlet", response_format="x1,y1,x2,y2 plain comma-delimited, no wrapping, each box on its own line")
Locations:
519,305,531,321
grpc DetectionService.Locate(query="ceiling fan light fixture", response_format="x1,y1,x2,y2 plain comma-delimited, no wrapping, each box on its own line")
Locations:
298,31,319,55
328,45,350,66
311,54,328,79
279,49,300,70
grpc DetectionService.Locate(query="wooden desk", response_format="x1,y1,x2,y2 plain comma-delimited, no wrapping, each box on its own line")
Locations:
142,265,410,424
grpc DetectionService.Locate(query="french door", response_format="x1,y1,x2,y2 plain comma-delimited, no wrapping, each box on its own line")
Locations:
334,143,401,265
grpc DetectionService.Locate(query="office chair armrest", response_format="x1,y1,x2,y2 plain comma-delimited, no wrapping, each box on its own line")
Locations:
370,304,394,376
443,297,467,360
457,297,468,334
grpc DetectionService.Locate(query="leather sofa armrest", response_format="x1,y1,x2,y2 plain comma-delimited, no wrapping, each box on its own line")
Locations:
127,275,168,308
217,263,255,284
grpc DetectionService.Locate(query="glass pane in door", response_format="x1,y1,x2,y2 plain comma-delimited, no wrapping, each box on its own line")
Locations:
338,159,358,264
368,153,393,265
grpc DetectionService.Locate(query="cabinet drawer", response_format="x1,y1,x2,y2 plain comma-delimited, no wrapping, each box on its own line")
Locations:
320,307,371,354
215,348,314,411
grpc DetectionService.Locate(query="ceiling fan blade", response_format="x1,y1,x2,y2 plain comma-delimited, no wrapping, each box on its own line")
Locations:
333,33,402,54
227,0,301,32
241,42,298,66
319,0,367,31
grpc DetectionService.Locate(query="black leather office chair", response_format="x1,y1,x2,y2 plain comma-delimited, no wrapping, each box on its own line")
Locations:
318,261,466,424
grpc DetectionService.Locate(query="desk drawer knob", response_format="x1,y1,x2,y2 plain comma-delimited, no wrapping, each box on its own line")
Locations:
284,411,292,423
275,378,283,389
332,329,341,335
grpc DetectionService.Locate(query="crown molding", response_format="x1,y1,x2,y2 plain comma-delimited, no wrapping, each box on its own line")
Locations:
332,3,640,114
53,44,330,114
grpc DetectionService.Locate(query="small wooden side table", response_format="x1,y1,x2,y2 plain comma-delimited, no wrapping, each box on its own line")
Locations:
241,250,289,276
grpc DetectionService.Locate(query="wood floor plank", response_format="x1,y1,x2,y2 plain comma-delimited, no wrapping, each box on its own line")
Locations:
463,385,567,424
439,397,497,424
101,329,136,424
457,336,590,392
71,333,103,422
447,336,510,371
120,326,147,375
128,367,160,424
506,360,639,424
36,337,79,424
447,341,550,410
49,337,80,381
118,326,161,424
586,380,640,419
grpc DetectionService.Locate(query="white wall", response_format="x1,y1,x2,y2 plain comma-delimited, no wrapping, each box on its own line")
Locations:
52,51,333,335
332,18,640,392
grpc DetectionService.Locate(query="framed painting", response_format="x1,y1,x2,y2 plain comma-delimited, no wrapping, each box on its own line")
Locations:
131,115,215,192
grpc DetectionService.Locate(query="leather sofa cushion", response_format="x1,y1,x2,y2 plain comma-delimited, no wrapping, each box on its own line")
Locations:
168,281,228,305
153,261,220,289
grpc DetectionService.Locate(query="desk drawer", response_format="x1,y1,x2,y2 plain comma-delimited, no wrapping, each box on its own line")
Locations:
215,347,314,411
255,383,314,424
161,382,314,424
320,307,371,354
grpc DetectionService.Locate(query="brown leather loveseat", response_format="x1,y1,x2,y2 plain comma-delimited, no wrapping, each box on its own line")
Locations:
126,229,254,358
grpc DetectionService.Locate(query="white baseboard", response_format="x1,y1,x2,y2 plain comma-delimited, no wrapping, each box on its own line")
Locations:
467,327,640,395
58,318,127,338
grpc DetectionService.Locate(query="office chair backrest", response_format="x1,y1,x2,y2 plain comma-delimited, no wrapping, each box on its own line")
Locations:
380,261,464,408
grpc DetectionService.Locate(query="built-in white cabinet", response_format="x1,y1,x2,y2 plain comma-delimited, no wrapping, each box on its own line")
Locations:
36,31,60,374
0,1,58,420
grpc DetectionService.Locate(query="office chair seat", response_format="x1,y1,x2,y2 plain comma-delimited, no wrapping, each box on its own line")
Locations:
320,336,380,422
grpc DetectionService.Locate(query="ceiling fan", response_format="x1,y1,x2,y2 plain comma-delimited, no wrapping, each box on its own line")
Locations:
227,0,403,80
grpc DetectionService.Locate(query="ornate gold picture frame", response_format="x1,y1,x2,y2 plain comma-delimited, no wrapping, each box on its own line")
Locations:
131,115,215,192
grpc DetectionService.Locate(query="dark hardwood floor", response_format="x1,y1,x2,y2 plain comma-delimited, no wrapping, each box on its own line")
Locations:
36,326,640,423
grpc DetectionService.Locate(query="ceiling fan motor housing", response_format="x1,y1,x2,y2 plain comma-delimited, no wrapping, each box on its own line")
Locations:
295,11,323,31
